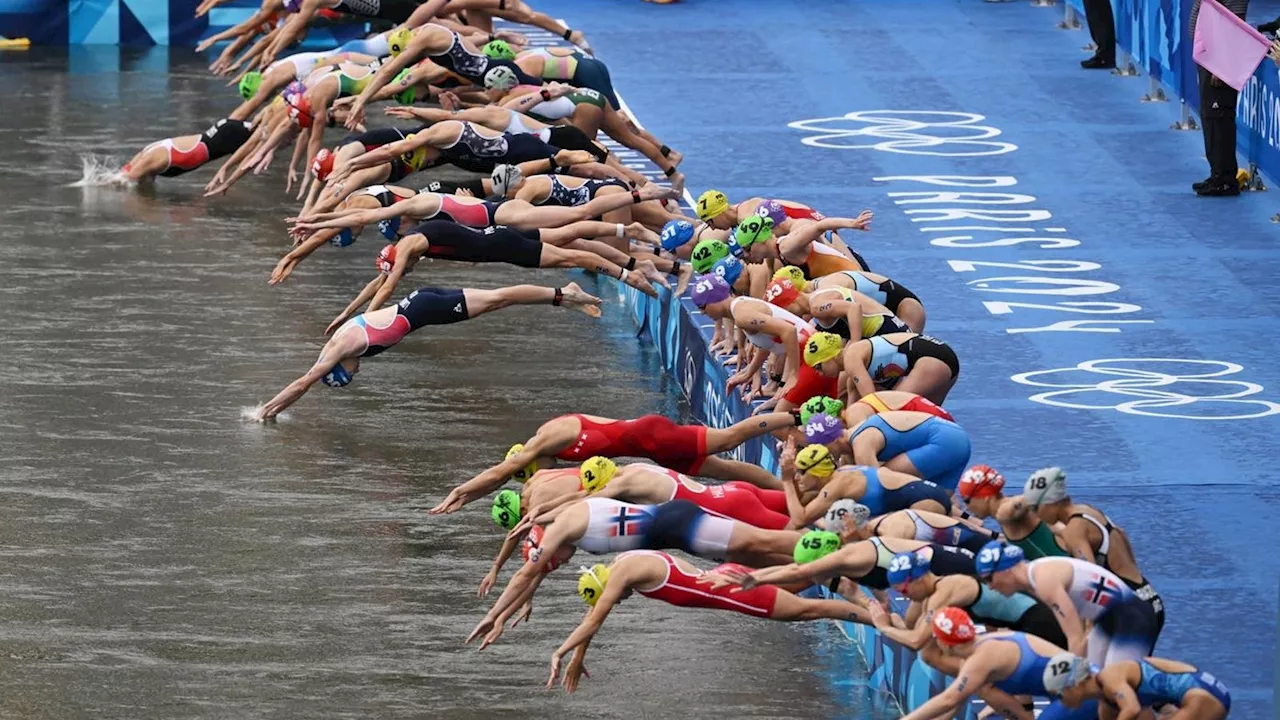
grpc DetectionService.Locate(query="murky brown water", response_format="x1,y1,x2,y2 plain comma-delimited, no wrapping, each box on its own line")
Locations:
0,48,894,719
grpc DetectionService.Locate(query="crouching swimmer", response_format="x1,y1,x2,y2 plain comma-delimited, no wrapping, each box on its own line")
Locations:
1044,654,1231,720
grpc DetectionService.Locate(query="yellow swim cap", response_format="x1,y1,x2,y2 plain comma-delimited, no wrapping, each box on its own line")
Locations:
400,143,427,170
577,563,610,605
773,265,808,290
795,444,836,478
803,332,845,367
696,189,729,222
388,28,414,56
579,456,617,492
506,443,541,483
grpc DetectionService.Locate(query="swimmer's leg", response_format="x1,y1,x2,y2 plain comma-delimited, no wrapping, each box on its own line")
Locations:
893,359,955,406
697,456,782,491
462,283,601,319
600,107,683,190
121,144,168,183
318,165,391,212
703,412,800,454
896,297,927,333
769,591,871,624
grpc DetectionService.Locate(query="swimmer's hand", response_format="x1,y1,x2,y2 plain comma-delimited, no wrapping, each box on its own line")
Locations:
750,396,780,416
285,167,298,194
269,257,298,285
849,210,873,231
725,368,753,394
384,107,420,121
552,149,595,168
494,29,526,45
697,567,753,592
454,187,476,198
867,602,891,629
344,99,366,131
323,312,352,337
464,615,494,646
438,91,461,112
543,81,576,99
478,569,498,598
508,601,533,629
429,488,467,515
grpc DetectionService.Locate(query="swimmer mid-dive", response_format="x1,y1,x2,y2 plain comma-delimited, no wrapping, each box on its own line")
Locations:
255,282,601,421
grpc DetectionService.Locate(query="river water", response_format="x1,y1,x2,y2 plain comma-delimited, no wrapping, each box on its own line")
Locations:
0,48,894,718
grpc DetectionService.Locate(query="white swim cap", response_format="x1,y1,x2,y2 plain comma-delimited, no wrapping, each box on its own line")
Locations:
489,163,523,199
1022,467,1067,508
1042,653,1091,695
483,65,518,91
823,499,870,535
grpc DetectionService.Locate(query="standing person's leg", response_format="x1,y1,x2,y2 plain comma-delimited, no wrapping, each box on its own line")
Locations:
1197,69,1243,196
1081,0,1116,68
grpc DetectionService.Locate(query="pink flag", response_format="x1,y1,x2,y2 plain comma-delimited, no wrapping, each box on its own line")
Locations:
1194,0,1272,91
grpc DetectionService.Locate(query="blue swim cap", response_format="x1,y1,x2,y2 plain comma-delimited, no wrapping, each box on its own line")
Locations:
329,227,356,247
802,412,844,445
660,220,695,252
322,363,353,388
975,541,1025,577
886,550,931,588
377,216,401,240
724,231,746,259
711,255,743,287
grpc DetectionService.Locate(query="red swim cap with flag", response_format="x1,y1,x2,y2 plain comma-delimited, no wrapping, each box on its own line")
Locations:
522,524,562,572
765,278,801,309
376,244,397,274
958,464,1005,501
932,606,976,646
311,148,334,181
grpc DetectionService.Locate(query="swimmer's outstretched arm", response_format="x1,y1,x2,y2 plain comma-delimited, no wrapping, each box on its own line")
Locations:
269,228,342,284
345,34,429,129
900,658,995,720
286,128,309,193
326,274,386,335
263,0,324,66
257,333,359,420
479,530,525,598
548,590,622,692
777,213,873,258
293,204,404,231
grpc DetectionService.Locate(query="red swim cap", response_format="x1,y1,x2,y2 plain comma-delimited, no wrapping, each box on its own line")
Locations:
932,606,976,646
287,94,313,128
958,464,1005,501
765,278,801,309
522,525,562,572
312,148,334,181
376,244,397,274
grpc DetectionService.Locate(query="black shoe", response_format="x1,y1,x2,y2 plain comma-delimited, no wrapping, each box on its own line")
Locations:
1191,177,1215,191
1196,180,1241,196
1258,18,1280,34
1081,56,1116,69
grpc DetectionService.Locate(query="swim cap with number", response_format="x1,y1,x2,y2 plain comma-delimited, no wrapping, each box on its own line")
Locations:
773,265,808,289
975,540,1025,578
387,28,413,56
506,443,541,482
492,489,521,530
321,362,353,387
660,220,695,252
734,214,774,247
931,606,976,646
802,413,844,445
577,563,610,605
1042,653,1092,695
712,256,743,287
824,499,870,534
331,228,355,247
691,239,730,274
489,163,523,199
795,444,836,478
311,147,335,181
482,39,515,60
523,524,563,572
239,71,263,100
690,273,732,308
376,244,397,274
1022,467,1067,507
886,550,931,588
377,217,402,241
696,189,729,222
286,93,313,128
765,278,801,309
794,530,841,564
800,395,845,424
757,199,786,226
579,456,617,492
803,332,845,367
483,65,518,91
958,464,1005,501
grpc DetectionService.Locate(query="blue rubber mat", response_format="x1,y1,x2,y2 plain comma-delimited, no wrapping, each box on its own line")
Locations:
543,0,1280,715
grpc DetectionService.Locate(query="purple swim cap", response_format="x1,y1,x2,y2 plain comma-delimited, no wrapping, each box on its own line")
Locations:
803,413,844,445
283,80,306,101
757,199,787,227
283,0,304,12
690,273,731,308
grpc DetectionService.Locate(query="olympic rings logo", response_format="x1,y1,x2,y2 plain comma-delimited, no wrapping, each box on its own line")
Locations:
1011,358,1280,420
787,111,1018,157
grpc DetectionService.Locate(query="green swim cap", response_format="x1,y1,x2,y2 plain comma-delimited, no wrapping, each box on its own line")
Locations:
492,489,521,530
239,71,263,100
691,239,730,274
482,39,515,60
392,69,415,105
800,395,845,424
794,530,842,564
734,214,774,247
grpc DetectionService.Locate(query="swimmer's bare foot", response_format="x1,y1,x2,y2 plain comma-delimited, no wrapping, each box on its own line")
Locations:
638,260,670,291
668,170,686,194
673,261,694,295
623,221,660,246
567,30,593,55
638,183,679,203
559,282,602,318
667,148,683,167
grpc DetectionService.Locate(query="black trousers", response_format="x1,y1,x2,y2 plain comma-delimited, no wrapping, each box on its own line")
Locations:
1198,68,1240,181
1083,0,1116,62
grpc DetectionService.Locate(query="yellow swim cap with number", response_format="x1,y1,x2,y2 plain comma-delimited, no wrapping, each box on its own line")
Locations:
577,563,610,605
795,444,836,478
506,443,541,483
803,332,845,367
773,265,808,290
696,189,729,222
388,28,413,56
579,456,618,492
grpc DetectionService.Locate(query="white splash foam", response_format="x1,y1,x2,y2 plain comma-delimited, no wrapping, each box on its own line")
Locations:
240,405,287,423
68,155,133,188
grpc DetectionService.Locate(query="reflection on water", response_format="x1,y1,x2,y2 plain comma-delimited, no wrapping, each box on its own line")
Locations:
0,48,893,719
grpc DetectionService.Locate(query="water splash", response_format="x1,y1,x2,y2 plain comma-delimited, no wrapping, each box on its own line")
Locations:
68,155,133,188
